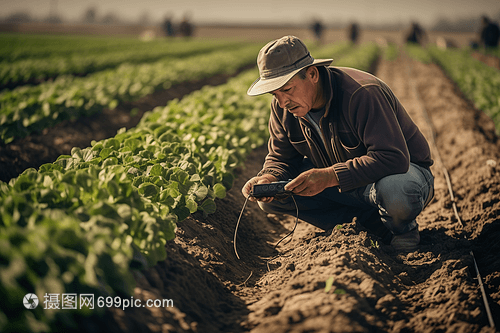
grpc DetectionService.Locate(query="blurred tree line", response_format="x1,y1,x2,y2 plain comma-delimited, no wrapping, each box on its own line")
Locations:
431,12,500,32
0,6,153,26
1,6,499,33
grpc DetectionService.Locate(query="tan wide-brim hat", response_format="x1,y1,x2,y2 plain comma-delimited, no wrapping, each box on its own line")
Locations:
247,35,333,96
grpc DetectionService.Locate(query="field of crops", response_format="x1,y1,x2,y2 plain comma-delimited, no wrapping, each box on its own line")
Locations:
0,33,499,332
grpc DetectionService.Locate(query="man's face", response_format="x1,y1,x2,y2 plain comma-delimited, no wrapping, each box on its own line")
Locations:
271,68,318,118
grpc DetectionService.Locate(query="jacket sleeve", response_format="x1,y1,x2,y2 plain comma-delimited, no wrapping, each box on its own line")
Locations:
332,84,410,192
257,101,305,180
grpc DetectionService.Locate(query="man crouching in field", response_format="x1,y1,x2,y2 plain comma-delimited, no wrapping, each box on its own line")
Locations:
242,36,434,252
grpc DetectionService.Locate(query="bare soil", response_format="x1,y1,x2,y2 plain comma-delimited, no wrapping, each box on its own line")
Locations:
2,52,500,332
471,52,500,71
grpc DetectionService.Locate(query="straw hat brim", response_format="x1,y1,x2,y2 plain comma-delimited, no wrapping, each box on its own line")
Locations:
247,58,333,96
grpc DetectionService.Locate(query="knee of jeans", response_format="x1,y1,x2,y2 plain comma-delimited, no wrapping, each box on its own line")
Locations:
374,177,424,221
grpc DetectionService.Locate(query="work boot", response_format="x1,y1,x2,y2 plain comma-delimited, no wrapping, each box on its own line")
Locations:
391,228,420,252
355,210,393,244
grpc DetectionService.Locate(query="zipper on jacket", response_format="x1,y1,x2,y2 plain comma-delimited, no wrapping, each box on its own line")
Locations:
319,121,335,164
304,114,334,166
303,124,330,167
329,122,342,163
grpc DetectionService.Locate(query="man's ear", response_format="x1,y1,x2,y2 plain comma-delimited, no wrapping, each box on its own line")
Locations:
308,66,320,83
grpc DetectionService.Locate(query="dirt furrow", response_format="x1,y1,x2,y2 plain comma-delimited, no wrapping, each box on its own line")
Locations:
376,53,500,332
408,54,500,327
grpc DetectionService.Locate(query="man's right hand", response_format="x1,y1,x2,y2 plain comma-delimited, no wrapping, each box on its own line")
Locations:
242,174,278,202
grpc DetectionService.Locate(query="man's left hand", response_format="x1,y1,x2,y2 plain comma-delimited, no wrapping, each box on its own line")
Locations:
284,167,339,196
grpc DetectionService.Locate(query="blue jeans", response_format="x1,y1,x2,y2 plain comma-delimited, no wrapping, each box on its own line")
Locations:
258,160,434,236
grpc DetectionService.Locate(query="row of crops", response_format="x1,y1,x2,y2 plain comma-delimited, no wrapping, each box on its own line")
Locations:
482,47,500,59
405,43,500,133
0,34,379,332
0,40,263,144
0,34,250,89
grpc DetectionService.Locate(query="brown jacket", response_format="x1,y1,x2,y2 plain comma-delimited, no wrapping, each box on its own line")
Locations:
258,66,433,192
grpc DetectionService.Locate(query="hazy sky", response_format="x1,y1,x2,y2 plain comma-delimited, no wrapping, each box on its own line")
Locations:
2,0,500,27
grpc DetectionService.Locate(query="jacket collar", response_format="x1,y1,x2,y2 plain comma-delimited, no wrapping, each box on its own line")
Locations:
318,66,335,118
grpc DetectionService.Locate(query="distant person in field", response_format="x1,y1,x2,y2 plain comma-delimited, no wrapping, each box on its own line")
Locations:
347,22,360,44
405,22,427,45
479,15,500,48
310,19,324,45
179,15,193,38
162,15,175,37
242,36,434,252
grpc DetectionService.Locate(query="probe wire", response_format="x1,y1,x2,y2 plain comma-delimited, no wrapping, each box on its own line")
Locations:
234,193,300,285
234,195,250,260
265,195,299,272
